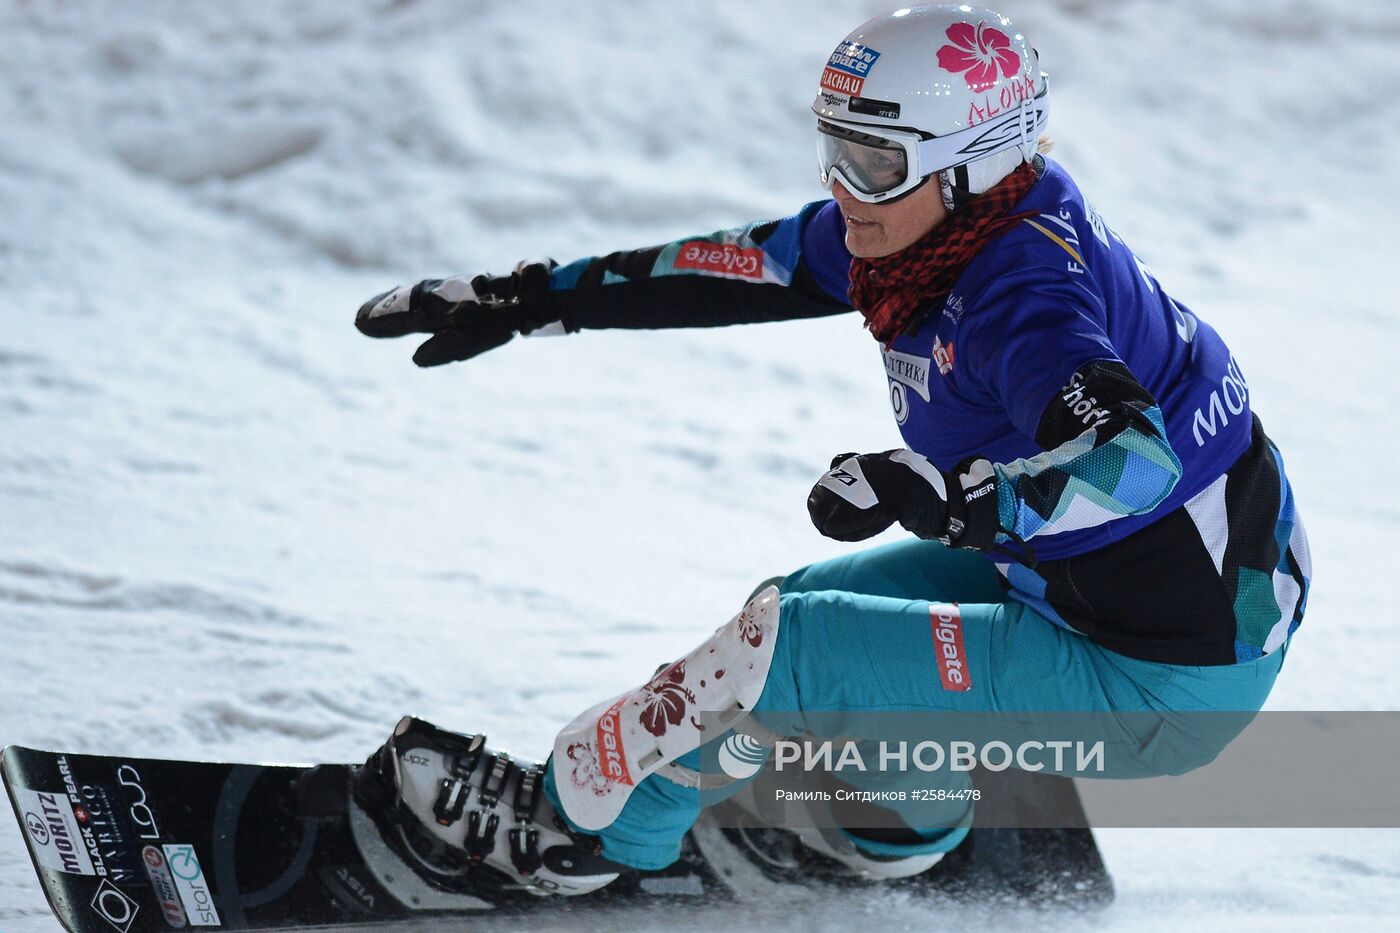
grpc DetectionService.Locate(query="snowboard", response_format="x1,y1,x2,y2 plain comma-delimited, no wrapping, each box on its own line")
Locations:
3,743,1112,932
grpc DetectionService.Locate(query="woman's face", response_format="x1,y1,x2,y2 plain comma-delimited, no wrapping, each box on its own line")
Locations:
832,176,948,258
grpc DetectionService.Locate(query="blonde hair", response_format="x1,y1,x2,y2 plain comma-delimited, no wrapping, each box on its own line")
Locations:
1036,134,1055,154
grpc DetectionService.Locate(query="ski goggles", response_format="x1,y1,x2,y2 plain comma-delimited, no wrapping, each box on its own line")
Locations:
817,122,927,203
816,87,1050,203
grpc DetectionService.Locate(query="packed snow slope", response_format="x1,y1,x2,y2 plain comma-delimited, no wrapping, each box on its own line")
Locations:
2,0,1398,929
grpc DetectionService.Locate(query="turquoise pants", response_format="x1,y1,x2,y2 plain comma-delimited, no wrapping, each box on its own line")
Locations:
546,538,1289,869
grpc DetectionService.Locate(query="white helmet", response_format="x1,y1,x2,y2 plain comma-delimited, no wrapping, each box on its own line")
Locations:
813,4,1049,208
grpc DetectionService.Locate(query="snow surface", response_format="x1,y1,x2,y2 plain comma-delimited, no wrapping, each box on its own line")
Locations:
2,0,1398,929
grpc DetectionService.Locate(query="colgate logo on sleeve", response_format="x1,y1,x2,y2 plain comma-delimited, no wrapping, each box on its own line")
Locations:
930,604,972,692
675,241,765,280
595,697,635,786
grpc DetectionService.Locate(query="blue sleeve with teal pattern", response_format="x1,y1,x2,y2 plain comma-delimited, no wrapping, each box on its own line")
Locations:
993,386,1183,541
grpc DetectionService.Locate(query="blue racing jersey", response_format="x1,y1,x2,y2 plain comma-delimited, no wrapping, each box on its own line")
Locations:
531,157,1309,664
811,160,1254,561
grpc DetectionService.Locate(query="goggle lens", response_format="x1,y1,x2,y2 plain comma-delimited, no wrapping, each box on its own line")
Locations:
817,123,909,196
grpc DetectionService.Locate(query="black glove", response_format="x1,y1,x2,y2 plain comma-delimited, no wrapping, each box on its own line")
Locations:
807,449,1000,549
355,259,558,367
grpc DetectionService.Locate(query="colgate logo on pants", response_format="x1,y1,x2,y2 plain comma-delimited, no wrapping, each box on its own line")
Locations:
596,697,635,785
931,604,972,692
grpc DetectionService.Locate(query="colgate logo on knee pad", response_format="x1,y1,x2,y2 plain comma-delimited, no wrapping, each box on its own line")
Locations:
931,604,972,692
596,697,635,785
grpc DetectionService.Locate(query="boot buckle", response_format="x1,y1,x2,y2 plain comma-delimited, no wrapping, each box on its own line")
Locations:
464,808,499,862
432,777,469,827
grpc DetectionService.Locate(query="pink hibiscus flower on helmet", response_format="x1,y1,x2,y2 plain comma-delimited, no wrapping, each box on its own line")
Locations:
936,21,1021,92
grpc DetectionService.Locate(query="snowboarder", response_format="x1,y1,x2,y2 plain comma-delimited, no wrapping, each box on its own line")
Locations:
353,3,1311,898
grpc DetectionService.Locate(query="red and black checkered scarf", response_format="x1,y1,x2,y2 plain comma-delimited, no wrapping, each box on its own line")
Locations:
848,162,1039,345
